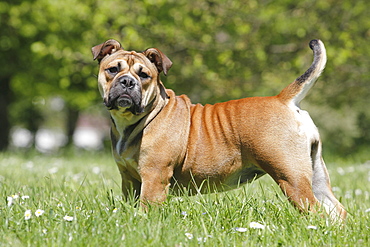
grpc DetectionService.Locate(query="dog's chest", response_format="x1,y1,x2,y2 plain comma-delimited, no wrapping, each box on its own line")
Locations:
113,144,141,180
117,156,138,171
111,130,142,180
115,133,139,159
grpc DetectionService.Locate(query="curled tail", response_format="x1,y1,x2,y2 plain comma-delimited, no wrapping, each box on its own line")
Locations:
278,40,327,106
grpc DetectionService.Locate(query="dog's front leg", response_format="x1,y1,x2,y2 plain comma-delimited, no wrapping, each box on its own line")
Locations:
118,166,142,201
139,166,173,208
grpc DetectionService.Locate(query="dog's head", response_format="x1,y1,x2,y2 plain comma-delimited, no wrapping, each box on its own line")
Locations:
91,39,172,116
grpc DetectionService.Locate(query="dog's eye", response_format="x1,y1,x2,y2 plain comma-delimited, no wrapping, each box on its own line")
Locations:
139,71,150,79
106,66,119,74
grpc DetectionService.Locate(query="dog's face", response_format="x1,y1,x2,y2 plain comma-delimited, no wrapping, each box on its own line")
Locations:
92,39,172,115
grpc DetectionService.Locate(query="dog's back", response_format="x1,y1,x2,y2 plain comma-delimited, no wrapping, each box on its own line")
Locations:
178,40,327,190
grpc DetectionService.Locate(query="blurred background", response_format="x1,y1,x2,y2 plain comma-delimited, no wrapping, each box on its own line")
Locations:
0,0,369,158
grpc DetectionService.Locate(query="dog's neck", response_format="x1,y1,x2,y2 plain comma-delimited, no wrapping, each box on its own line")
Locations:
109,82,169,140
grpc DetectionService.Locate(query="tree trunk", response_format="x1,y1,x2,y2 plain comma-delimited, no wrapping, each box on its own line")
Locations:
66,107,79,146
0,77,11,150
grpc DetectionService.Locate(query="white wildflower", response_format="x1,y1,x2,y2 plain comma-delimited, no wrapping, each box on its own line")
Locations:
355,189,363,196
63,215,74,221
12,194,19,199
24,210,32,220
7,197,14,207
181,211,187,218
197,237,207,243
307,225,318,230
92,167,101,174
235,227,248,232
185,233,193,239
35,209,45,217
249,222,266,229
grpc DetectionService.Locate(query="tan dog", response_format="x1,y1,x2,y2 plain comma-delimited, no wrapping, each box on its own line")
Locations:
92,39,346,220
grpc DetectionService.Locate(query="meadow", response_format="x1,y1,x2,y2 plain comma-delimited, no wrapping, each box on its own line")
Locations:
0,151,369,246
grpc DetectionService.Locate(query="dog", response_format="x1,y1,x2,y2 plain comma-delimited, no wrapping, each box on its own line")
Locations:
92,39,346,220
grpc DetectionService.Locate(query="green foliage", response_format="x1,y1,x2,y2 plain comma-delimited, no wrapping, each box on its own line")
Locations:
1,0,370,153
0,152,369,246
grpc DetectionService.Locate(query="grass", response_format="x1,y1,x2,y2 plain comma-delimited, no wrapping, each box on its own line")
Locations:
0,151,369,246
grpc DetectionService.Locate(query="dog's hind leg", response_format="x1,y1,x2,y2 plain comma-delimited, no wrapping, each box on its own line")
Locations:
254,148,321,214
310,141,347,220
252,132,345,220
266,160,320,214
259,140,347,221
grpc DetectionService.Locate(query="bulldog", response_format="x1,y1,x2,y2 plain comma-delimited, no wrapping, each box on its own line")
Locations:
91,39,346,220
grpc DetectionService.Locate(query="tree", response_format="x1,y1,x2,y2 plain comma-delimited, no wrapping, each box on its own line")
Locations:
0,0,35,150
1,0,369,155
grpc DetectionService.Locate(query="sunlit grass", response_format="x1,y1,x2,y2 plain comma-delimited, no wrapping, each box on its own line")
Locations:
1,151,369,246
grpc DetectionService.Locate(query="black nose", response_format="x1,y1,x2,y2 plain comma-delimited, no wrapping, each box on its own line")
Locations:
118,75,136,89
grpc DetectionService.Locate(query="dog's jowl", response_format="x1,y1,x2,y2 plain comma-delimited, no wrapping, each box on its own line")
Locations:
92,39,346,221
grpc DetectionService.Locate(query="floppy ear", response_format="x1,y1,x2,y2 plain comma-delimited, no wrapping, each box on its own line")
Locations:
91,39,122,62
143,48,173,76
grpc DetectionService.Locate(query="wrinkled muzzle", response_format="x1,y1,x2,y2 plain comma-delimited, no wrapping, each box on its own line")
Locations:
104,75,144,115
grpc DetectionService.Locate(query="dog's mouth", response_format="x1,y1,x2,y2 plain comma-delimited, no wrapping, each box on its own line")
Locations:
104,94,133,110
104,92,144,115
116,94,133,108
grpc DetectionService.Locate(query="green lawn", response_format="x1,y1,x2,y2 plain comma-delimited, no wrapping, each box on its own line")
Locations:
0,151,369,246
